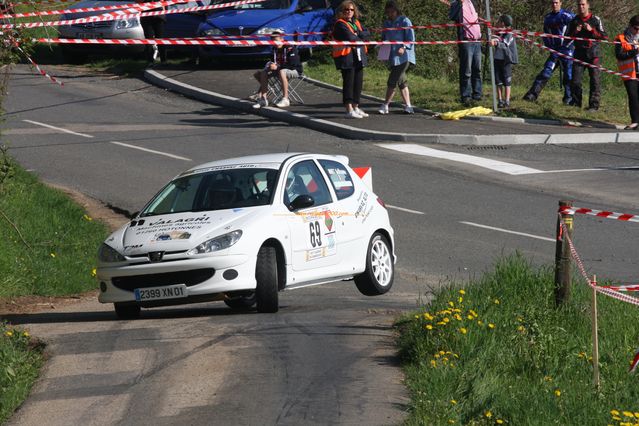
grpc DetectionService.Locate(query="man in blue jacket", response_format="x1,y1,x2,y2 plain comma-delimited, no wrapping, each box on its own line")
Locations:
523,0,575,104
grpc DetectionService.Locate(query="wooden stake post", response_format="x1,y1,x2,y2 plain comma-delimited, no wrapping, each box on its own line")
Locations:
554,200,573,305
591,275,600,389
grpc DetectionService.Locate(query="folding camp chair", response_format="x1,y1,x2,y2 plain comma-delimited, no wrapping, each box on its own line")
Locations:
267,73,306,105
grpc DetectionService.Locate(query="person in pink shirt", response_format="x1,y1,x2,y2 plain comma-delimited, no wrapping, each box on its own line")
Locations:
449,0,483,106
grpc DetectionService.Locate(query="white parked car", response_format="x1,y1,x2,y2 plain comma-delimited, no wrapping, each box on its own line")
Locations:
97,153,396,318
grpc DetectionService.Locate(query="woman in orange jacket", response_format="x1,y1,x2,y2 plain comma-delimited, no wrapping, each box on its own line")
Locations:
332,1,370,119
615,15,639,130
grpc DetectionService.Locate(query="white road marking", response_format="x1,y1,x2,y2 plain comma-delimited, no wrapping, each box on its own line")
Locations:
23,120,94,138
110,141,192,161
460,221,555,242
387,204,425,215
378,143,541,175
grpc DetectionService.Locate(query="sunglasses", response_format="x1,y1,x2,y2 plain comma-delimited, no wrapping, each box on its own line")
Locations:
344,8,355,11
634,26,639,30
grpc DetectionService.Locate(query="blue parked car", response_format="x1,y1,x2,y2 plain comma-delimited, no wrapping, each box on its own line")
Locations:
197,0,334,63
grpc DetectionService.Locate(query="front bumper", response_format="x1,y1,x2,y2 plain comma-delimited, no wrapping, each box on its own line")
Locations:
97,254,256,304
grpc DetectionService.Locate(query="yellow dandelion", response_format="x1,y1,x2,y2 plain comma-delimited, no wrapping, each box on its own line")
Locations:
425,325,433,330
467,315,474,320
488,323,495,329
623,411,634,418
448,420,455,424
459,289,466,295
494,299,500,305
634,412,639,418
439,350,446,355
5,331,13,337
91,268,97,277
477,320,484,326
554,389,561,397
23,331,29,337
496,420,504,425
459,328,467,334
485,411,492,418
435,353,441,359
517,325,525,332
453,353,460,358
544,376,553,382
50,253,56,258
454,314,462,321
612,416,622,421
451,399,457,405
430,360,437,367
453,308,462,313
414,314,420,319
83,214,93,221
424,313,434,320
437,321,446,326
517,317,523,322
449,301,455,307
443,317,450,323
469,309,478,317
458,297,463,303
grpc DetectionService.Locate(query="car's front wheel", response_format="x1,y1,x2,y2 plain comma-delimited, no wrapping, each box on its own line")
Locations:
255,246,279,313
114,303,141,319
354,233,394,296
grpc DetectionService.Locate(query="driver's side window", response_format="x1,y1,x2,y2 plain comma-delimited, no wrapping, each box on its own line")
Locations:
284,160,332,207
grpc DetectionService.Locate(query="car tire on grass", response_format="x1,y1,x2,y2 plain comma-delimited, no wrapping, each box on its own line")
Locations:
354,233,394,296
224,292,256,310
255,246,279,313
114,303,141,319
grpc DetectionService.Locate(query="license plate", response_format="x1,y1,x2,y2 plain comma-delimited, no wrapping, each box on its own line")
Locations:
134,284,187,302
76,33,102,39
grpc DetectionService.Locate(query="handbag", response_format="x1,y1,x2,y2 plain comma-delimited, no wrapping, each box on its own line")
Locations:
377,44,391,61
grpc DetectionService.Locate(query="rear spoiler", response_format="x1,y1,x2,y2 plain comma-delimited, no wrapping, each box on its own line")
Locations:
352,167,372,191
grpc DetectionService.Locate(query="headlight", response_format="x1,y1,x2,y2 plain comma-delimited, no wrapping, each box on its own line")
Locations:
201,28,224,36
256,27,285,35
187,230,242,255
115,18,139,30
98,243,125,262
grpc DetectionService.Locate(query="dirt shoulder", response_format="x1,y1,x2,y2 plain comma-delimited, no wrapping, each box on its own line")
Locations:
0,183,128,316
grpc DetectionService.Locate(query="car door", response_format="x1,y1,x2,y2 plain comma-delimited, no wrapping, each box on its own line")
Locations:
164,0,208,38
317,159,364,270
288,0,333,41
285,159,340,272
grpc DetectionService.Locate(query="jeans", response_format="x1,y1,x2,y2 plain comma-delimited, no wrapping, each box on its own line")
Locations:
528,53,573,102
571,54,601,109
458,42,482,100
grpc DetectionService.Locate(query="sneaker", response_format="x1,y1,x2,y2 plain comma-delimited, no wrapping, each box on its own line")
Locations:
497,100,505,108
152,45,159,62
248,92,260,101
404,106,414,114
354,108,369,118
378,104,389,115
523,93,536,102
345,110,363,119
275,98,290,108
252,98,268,109
504,100,510,108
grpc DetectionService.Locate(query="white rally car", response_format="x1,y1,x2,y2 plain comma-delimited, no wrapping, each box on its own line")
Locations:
97,153,395,318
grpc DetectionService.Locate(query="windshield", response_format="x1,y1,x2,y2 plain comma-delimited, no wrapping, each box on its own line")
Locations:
140,168,278,216
211,0,291,10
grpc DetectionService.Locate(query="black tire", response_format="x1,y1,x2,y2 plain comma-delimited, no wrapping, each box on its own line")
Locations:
255,246,279,313
354,233,394,296
224,292,256,310
114,303,141,319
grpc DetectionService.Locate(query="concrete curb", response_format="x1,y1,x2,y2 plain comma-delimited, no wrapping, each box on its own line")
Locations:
145,69,639,145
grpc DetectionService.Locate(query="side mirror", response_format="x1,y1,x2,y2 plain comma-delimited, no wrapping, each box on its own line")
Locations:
289,194,314,210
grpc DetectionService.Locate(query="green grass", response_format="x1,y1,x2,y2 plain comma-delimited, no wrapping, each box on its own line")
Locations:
0,153,109,298
396,253,639,425
0,323,44,424
304,59,629,126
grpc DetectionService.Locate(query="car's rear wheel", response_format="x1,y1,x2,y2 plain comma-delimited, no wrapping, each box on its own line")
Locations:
354,233,394,296
114,303,141,319
255,246,279,313
224,291,256,310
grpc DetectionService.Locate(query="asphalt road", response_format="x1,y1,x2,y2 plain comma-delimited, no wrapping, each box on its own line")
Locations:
3,64,639,425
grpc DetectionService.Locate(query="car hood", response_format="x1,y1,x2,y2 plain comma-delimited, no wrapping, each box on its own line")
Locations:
110,209,258,256
63,1,138,19
204,9,293,31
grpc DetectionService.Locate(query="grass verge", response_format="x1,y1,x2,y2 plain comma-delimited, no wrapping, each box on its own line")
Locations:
303,60,628,126
0,323,44,424
396,253,639,425
0,153,109,298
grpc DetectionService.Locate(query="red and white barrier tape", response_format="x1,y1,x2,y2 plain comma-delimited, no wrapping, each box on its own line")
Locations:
8,0,72,4
560,218,639,307
600,284,639,292
8,38,63,86
0,0,189,19
511,28,619,46
559,205,639,224
516,34,638,82
1,0,265,29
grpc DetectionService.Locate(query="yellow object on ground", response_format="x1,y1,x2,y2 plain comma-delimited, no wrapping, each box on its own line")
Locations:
440,106,493,120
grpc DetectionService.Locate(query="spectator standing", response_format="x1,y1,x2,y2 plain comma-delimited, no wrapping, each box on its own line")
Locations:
378,1,416,115
332,0,370,119
251,30,303,109
491,14,518,108
614,15,639,130
137,0,167,63
449,0,483,106
566,0,606,111
523,0,574,104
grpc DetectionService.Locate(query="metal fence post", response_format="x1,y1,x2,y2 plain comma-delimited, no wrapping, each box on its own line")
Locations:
555,200,573,305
